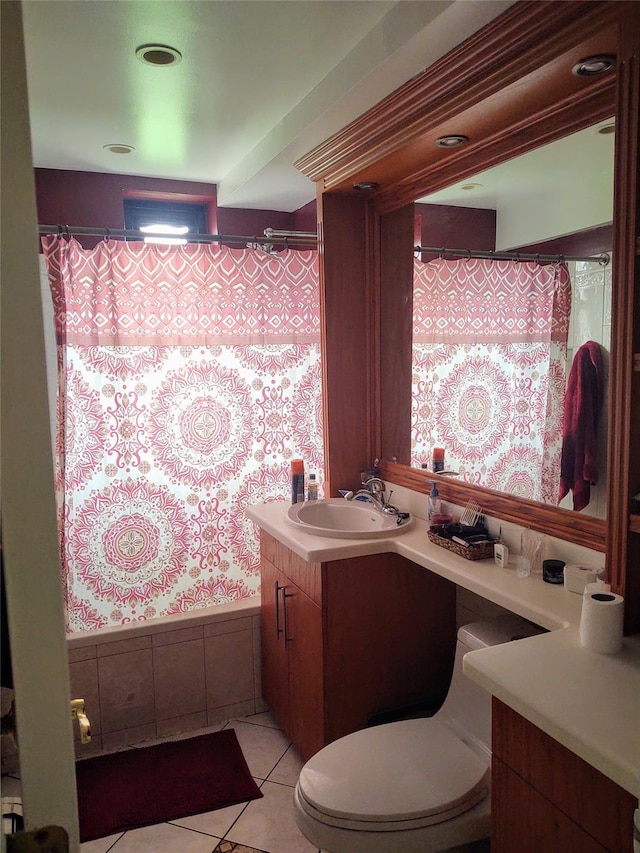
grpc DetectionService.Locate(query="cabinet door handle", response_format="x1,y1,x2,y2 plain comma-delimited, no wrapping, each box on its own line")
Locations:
274,580,283,640
282,588,294,645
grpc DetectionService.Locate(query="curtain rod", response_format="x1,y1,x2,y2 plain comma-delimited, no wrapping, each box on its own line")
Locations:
414,245,610,266
38,224,319,247
263,227,317,239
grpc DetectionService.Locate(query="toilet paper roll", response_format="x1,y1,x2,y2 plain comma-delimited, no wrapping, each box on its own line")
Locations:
579,591,624,655
584,580,610,596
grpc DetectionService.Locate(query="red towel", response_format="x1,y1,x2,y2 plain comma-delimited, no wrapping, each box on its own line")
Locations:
559,341,604,511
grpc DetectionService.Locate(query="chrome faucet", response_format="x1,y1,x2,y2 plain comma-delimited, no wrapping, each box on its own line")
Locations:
340,477,402,516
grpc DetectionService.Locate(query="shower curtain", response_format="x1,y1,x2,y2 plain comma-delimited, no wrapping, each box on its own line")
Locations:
412,256,571,504
42,236,323,631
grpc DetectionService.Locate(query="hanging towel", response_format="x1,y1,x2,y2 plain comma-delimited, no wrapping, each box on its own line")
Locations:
559,341,605,511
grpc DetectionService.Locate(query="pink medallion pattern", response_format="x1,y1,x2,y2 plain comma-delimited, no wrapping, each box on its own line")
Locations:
148,359,254,489
43,236,323,630
69,477,191,608
64,368,108,489
412,258,570,503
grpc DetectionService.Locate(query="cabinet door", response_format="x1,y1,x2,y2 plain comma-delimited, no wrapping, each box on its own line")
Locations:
493,758,608,853
284,582,324,761
260,558,290,734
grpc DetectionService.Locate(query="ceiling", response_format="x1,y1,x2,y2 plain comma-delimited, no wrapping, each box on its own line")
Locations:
21,0,517,213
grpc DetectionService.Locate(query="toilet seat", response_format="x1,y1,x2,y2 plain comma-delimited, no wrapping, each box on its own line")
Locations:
296,718,489,832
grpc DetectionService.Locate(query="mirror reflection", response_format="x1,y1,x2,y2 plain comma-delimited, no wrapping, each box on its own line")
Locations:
410,121,614,518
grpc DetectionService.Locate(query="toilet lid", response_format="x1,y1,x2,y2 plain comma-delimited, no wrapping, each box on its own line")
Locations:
297,718,489,827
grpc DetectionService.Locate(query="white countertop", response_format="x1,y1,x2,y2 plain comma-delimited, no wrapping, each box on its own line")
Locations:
246,498,640,797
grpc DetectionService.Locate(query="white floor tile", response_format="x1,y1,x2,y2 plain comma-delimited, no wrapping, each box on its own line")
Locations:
267,744,304,786
169,794,252,839
238,711,281,729
226,781,318,853
223,720,289,780
100,821,220,852
80,831,125,852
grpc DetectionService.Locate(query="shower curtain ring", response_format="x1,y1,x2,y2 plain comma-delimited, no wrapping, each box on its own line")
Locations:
439,247,445,259
104,228,110,242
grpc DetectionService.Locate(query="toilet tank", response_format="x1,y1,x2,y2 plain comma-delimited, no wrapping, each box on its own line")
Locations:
438,614,545,754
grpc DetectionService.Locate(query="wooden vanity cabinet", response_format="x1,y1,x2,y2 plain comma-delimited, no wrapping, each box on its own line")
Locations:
260,531,456,761
491,699,636,853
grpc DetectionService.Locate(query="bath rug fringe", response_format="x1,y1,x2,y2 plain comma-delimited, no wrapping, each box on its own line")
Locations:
76,728,262,842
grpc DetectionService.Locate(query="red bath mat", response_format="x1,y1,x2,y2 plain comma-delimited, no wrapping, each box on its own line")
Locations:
76,728,262,842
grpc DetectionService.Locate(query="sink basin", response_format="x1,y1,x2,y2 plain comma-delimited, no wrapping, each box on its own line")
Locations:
285,498,414,539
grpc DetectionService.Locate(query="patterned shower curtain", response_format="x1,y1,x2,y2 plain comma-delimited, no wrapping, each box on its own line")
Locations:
412,257,571,504
42,236,323,632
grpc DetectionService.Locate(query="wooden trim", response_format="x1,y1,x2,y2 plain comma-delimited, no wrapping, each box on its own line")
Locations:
296,2,618,191
606,3,640,632
378,460,606,552
316,192,374,497
373,88,615,214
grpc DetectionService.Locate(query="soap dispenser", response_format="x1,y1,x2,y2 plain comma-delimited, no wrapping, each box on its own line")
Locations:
428,482,441,521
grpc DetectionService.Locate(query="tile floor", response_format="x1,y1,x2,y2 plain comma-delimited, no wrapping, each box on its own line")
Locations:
2,711,320,853
2,710,492,853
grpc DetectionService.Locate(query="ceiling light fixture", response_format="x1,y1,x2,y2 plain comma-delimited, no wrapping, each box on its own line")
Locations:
103,143,136,154
135,43,182,67
461,182,483,191
571,54,616,77
353,181,379,191
598,122,615,135
436,135,469,148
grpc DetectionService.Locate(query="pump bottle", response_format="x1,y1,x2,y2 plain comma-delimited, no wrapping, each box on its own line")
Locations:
428,482,441,521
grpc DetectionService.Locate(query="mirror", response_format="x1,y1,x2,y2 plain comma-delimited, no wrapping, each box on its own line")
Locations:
410,121,614,519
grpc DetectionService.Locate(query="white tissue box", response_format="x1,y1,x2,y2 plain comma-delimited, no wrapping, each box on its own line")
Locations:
564,563,600,595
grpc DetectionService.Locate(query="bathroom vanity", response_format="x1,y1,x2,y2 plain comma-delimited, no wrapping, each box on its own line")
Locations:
247,497,640,852
260,529,455,760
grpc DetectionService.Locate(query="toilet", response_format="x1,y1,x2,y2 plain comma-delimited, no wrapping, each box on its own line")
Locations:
294,614,544,853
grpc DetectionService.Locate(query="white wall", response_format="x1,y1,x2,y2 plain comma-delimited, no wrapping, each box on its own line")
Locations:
495,124,614,251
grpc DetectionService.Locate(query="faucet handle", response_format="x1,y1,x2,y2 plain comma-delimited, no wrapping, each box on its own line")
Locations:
365,477,385,495
338,490,354,500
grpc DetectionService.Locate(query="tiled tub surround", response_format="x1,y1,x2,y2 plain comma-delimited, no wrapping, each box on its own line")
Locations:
67,598,264,755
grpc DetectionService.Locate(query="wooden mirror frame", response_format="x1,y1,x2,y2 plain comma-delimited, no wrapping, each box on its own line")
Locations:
298,1,639,628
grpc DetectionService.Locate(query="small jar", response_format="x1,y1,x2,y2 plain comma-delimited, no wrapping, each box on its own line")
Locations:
542,559,565,584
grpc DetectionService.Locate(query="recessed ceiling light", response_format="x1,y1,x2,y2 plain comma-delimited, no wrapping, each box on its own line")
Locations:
598,122,615,135
136,44,182,67
103,143,136,154
461,182,483,191
436,135,469,148
571,54,616,77
353,181,379,191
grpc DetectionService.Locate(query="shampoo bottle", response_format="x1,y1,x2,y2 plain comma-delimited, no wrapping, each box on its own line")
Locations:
291,459,305,504
307,473,319,501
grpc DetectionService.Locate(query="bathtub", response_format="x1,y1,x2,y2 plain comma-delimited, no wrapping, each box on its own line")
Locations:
67,596,264,755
